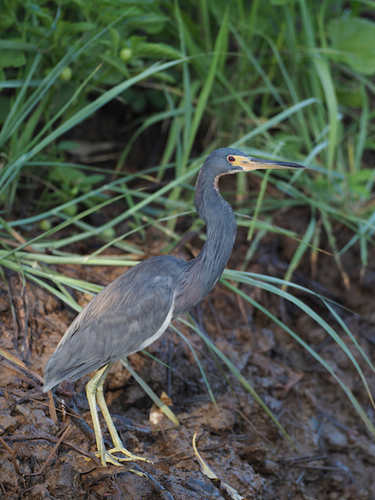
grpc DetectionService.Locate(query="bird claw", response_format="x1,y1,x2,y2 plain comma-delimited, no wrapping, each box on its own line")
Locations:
96,447,152,466
96,450,123,466
108,447,152,463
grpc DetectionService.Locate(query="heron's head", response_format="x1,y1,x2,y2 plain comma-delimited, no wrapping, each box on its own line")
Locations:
204,147,305,175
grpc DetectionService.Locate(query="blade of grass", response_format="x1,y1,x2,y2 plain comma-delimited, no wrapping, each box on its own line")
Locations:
247,169,271,241
0,56,189,197
121,358,179,426
170,324,216,405
178,317,295,447
0,194,129,260
221,276,375,436
282,214,316,289
231,98,318,149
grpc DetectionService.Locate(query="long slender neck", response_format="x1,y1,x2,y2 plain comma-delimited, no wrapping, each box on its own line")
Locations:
173,169,237,317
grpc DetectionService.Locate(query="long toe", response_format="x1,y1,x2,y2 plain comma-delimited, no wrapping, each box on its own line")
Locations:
107,447,152,463
95,450,125,467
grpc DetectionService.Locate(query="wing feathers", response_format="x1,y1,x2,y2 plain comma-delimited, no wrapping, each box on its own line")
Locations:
43,256,184,391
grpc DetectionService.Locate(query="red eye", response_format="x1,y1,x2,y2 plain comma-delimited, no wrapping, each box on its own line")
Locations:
227,156,235,162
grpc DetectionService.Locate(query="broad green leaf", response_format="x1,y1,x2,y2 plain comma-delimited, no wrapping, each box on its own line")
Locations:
0,49,26,69
328,18,375,75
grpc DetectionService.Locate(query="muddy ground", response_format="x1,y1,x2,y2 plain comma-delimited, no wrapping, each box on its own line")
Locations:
1,115,375,499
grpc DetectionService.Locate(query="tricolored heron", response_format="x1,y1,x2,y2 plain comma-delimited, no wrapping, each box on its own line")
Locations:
43,148,305,466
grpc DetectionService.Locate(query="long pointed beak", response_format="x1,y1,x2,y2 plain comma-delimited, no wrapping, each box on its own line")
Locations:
240,156,306,171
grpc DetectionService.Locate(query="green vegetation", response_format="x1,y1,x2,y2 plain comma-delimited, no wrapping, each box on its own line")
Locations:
1,1,375,438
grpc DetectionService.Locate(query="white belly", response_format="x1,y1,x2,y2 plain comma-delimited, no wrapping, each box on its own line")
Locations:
136,303,174,352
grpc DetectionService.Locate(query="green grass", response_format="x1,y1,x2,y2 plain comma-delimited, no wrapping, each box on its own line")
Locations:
1,0,375,445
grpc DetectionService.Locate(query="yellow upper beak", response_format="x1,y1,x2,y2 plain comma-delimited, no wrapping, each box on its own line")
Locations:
231,155,305,171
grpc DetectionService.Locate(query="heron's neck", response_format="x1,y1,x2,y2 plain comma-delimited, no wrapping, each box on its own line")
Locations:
173,172,237,316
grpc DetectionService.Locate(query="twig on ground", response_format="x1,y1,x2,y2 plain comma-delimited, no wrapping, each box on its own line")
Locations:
24,425,72,476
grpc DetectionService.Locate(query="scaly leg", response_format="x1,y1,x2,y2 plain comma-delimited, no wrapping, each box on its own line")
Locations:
86,364,119,466
96,363,150,463
86,362,149,466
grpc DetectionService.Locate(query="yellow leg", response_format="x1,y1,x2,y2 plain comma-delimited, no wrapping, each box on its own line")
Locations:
86,364,118,466
86,362,150,466
96,364,150,463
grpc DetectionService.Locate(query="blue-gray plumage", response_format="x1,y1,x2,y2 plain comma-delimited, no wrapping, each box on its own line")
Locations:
43,147,305,466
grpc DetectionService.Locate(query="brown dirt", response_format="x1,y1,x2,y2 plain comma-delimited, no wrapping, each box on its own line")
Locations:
1,216,375,500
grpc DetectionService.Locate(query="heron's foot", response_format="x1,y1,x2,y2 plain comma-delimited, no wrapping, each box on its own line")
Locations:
96,449,123,467
107,446,151,463
96,447,151,466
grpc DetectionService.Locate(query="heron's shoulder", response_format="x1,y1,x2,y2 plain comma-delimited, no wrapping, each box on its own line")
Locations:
140,254,184,269
120,255,185,279
89,255,184,301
